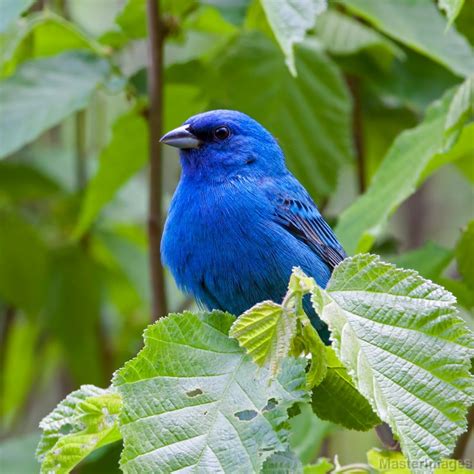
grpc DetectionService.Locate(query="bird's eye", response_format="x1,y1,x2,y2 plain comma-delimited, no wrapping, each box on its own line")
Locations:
213,126,230,140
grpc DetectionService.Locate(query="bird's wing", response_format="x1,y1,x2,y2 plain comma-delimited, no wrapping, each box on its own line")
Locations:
272,191,347,271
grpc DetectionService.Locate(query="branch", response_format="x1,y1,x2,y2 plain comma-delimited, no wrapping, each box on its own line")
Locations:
146,0,168,320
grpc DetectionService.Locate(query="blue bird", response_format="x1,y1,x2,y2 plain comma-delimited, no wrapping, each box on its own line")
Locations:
160,110,346,343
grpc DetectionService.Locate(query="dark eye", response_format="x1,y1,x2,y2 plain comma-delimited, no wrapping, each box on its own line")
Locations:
213,126,230,140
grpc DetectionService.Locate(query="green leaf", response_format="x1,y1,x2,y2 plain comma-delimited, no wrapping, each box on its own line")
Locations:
211,32,353,200
259,0,327,75
0,210,48,314
0,52,109,158
303,458,334,474
311,347,380,431
437,0,465,27
315,10,404,60
74,110,148,237
335,80,467,254
37,385,122,474
340,0,474,78
311,254,474,473
230,269,327,388
0,0,33,33
456,220,474,291
230,300,298,376
390,242,453,281
114,311,309,473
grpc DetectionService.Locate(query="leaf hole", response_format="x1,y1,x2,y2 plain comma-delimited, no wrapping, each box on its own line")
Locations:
263,398,278,412
234,409,258,421
186,388,203,397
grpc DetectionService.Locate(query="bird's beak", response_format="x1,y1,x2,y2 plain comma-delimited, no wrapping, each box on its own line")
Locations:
159,125,201,149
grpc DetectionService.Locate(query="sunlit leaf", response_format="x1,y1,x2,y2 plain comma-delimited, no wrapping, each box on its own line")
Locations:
341,0,474,78
261,449,303,473
0,52,109,158
303,458,334,474
114,311,309,473
37,385,122,474
260,0,327,75
311,254,474,474
230,301,298,376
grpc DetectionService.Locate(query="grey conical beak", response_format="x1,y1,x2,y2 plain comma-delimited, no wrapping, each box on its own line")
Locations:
159,125,201,149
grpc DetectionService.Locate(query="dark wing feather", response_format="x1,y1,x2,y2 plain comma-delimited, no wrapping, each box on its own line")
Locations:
274,196,346,271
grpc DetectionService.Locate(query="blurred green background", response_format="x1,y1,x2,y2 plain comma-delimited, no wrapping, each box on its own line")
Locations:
0,0,473,472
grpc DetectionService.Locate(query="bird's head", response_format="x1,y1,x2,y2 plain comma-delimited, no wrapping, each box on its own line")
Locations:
160,110,286,181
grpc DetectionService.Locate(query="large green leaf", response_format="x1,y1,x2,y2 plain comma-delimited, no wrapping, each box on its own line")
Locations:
335,80,468,254
114,311,309,473
36,385,122,474
210,32,353,199
0,52,109,158
0,210,48,314
260,0,326,75
0,0,33,33
74,110,148,237
311,254,474,474
340,0,474,78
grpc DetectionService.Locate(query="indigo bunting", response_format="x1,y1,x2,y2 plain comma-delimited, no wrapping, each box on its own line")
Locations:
160,110,346,343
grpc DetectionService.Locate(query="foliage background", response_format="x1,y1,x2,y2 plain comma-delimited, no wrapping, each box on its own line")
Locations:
0,0,473,472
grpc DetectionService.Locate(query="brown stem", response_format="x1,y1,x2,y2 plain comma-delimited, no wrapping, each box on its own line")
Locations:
346,76,365,193
146,0,168,320
453,405,474,460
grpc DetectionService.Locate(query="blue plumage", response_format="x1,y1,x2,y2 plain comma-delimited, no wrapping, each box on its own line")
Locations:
160,110,346,343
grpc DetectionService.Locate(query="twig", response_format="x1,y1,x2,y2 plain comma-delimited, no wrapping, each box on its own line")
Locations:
146,0,168,320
